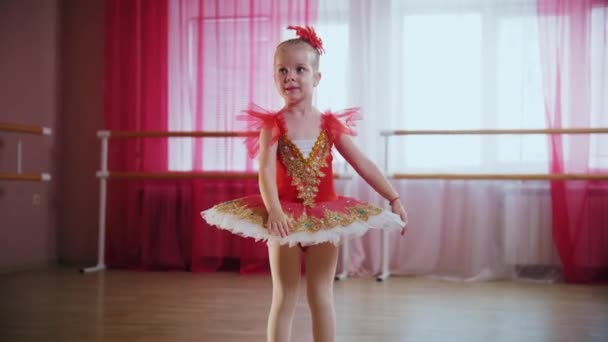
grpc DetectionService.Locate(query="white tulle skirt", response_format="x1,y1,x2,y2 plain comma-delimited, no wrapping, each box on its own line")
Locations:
201,195,405,247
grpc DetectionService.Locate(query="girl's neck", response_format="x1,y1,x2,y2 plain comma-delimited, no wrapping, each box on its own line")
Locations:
281,101,317,118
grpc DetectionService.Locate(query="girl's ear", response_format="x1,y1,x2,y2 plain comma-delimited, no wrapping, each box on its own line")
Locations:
313,71,322,87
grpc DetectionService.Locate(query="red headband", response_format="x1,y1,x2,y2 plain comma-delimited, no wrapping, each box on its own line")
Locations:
287,25,325,55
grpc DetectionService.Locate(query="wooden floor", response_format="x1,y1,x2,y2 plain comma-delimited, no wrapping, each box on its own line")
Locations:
1,268,607,342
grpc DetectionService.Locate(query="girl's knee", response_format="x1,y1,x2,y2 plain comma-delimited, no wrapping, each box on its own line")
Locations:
273,286,300,307
306,286,333,308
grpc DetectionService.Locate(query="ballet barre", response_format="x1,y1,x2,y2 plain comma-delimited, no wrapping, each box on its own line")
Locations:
0,122,52,182
377,127,608,281
391,173,608,181
103,171,258,180
0,173,52,182
85,130,352,275
0,122,53,135
385,127,608,135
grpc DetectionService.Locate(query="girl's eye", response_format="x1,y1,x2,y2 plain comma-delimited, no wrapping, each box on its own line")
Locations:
297,67,306,73
278,68,287,74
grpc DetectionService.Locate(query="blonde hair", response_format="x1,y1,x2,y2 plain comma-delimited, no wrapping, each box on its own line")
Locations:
274,38,321,70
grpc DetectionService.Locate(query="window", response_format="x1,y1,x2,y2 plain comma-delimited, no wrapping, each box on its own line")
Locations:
169,1,606,173
496,16,548,169
313,23,350,172
590,6,608,169
313,23,350,111
390,3,550,173
169,17,274,171
398,13,483,170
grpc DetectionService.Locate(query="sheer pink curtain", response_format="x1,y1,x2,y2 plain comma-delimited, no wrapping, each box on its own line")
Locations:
316,0,606,281
105,0,182,269
105,0,606,280
168,0,317,273
322,0,548,281
105,0,317,272
537,0,608,283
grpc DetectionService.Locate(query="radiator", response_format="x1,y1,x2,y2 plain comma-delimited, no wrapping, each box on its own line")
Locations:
502,184,559,265
502,183,608,266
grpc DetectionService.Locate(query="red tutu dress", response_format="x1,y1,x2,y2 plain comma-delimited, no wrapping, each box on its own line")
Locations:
201,105,405,246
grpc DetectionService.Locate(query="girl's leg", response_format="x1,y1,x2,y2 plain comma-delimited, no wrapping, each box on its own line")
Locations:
304,243,339,342
267,243,302,342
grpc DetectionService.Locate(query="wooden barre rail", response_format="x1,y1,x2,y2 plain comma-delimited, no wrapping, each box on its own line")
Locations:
100,131,257,138
97,171,352,180
0,122,52,135
0,173,52,182
95,172,608,181
97,128,608,139
391,173,608,180
381,128,608,136
103,171,256,180
99,127,608,139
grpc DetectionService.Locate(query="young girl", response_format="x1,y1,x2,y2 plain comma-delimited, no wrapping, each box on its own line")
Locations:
202,25,407,342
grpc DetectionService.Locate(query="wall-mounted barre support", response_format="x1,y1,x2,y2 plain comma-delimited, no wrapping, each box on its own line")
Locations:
0,122,52,183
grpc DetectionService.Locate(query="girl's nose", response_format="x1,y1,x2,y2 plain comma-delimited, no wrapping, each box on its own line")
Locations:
284,70,295,81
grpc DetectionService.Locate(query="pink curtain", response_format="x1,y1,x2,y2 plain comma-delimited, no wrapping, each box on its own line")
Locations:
105,0,180,269
538,0,608,283
104,0,317,273
190,179,264,273
178,0,318,274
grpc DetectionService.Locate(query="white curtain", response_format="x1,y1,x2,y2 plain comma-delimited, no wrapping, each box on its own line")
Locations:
167,0,606,280
314,0,564,281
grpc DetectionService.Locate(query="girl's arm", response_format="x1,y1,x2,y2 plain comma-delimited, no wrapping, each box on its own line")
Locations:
335,134,408,232
258,128,293,237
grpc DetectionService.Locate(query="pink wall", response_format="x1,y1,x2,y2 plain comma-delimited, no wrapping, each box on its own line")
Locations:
0,0,104,271
0,0,59,271
56,0,104,266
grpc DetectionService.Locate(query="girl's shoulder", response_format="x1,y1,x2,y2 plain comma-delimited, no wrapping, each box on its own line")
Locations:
320,107,361,140
238,104,283,129
238,104,284,158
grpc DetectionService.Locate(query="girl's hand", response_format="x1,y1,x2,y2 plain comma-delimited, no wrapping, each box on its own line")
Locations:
266,209,293,238
390,199,408,235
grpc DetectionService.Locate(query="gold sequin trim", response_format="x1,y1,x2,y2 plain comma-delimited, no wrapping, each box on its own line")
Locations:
291,205,383,232
211,199,383,234
211,200,267,225
278,131,330,207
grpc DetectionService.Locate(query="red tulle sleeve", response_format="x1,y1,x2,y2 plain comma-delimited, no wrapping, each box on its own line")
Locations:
321,108,361,142
237,104,282,158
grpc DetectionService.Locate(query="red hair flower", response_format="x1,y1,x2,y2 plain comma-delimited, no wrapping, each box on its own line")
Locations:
287,25,325,54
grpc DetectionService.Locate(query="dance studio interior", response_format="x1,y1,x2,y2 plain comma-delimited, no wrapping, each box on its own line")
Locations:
1,0,607,341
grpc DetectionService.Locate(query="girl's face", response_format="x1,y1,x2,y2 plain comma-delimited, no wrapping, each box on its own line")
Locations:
273,45,321,104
